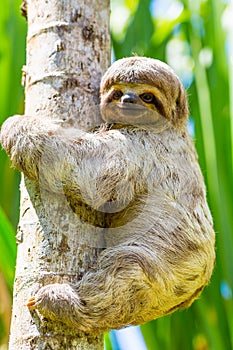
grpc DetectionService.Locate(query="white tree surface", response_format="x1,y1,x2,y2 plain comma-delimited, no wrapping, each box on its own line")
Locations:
9,0,110,348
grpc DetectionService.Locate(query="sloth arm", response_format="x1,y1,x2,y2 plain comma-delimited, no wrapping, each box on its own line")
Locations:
0,115,141,206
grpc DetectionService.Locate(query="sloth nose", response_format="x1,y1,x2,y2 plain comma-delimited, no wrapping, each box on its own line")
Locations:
121,93,138,104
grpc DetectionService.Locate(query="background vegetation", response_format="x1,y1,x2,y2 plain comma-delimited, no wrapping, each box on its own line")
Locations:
0,0,232,349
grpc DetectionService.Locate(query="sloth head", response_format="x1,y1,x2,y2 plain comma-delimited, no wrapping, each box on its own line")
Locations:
100,57,189,129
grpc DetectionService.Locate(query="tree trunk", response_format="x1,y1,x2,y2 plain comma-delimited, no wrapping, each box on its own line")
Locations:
9,0,110,349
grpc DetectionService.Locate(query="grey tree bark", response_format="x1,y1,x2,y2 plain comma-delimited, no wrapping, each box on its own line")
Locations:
9,0,110,349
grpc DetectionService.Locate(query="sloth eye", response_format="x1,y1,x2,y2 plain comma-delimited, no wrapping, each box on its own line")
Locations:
112,90,123,100
140,93,155,104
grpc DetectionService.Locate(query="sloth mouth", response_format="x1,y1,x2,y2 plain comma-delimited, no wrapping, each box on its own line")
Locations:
103,102,158,125
116,102,146,115
117,103,145,110
101,102,170,132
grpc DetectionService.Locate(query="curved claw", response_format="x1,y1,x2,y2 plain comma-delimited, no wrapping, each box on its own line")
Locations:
27,296,37,310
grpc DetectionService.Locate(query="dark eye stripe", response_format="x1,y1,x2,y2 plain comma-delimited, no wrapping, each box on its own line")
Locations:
153,98,166,118
112,90,123,100
140,93,165,117
106,90,123,103
140,93,154,103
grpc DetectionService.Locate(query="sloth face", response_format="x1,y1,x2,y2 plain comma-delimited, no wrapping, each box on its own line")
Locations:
100,83,166,126
100,57,189,129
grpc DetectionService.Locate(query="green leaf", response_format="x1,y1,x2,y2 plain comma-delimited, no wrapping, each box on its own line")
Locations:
112,0,154,58
0,206,16,288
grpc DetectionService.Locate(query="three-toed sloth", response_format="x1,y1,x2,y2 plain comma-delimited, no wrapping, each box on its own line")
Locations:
0,57,215,334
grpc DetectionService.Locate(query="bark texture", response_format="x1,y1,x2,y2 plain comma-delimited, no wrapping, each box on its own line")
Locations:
9,0,110,348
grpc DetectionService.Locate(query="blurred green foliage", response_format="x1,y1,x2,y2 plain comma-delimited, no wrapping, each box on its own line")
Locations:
0,0,233,349
0,0,26,346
